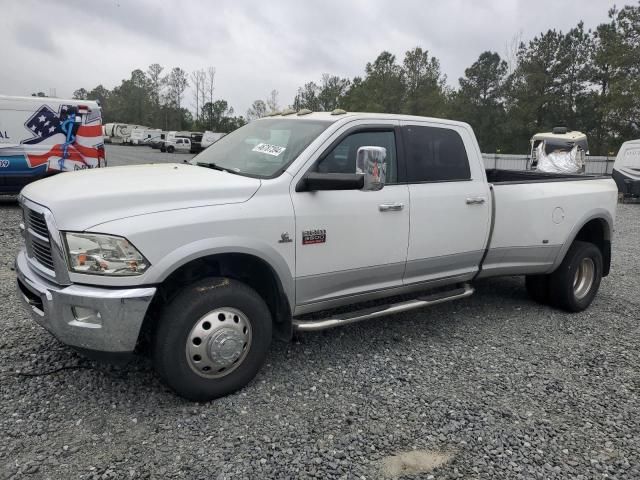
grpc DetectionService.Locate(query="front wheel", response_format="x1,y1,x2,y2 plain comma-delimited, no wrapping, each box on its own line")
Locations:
153,277,272,401
549,241,603,312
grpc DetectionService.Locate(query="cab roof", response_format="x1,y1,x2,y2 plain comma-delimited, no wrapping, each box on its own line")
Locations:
254,110,472,129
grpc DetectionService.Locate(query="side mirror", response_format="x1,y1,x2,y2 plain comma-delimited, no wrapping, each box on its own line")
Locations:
356,146,386,191
296,172,364,192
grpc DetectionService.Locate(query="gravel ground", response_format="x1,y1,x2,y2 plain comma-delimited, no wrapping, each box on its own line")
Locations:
0,187,638,478
103,144,195,168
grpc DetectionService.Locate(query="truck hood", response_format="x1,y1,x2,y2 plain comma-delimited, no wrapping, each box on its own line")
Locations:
21,163,261,230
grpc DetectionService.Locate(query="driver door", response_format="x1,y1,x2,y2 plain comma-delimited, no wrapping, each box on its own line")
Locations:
291,122,410,307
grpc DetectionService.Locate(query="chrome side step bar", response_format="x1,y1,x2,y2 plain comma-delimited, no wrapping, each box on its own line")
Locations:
293,283,474,332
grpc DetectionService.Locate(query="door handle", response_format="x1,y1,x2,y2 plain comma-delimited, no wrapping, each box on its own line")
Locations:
466,197,486,205
379,202,404,212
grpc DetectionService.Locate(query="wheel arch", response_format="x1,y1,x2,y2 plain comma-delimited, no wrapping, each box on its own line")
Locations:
139,242,295,349
551,210,613,277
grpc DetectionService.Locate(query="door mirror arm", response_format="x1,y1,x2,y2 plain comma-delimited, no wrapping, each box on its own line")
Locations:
297,145,388,192
296,172,364,192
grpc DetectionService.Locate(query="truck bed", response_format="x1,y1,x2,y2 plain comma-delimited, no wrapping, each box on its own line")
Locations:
478,171,618,278
485,168,602,184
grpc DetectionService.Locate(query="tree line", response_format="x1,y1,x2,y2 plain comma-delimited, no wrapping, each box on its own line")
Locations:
290,4,639,155
66,3,638,154
71,64,248,133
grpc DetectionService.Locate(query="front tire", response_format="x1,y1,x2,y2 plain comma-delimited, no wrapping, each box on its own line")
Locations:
549,241,603,312
153,277,272,401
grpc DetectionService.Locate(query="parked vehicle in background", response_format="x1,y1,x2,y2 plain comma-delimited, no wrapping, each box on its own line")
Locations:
150,131,167,149
164,137,191,153
160,131,189,152
528,127,588,174
15,111,617,401
104,123,146,144
189,132,203,153
0,95,105,194
130,128,162,146
146,130,164,147
201,131,226,149
129,128,146,146
612,139,640,201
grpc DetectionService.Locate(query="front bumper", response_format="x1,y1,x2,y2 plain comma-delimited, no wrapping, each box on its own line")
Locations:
15,249,156,353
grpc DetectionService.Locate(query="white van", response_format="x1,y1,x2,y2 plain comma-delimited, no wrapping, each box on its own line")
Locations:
0,95,105,194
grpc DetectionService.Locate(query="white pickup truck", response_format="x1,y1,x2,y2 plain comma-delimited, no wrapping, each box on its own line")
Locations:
16,112,617,400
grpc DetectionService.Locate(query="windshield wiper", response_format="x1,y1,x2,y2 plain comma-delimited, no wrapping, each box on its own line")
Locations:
195,162,240,175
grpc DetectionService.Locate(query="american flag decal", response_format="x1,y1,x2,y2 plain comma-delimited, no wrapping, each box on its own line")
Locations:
23,105,69,145
20,103,103,172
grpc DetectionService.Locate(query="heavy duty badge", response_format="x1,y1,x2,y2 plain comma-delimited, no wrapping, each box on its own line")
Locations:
302,229,326,245
278,232,292,243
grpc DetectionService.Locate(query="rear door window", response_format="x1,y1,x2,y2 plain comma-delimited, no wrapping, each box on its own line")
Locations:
403,125,470,182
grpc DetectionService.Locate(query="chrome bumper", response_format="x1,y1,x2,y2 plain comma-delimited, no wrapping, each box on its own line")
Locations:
15,249,156,353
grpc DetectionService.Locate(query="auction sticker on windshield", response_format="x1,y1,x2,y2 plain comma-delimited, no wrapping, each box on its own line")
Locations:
253,143,286,156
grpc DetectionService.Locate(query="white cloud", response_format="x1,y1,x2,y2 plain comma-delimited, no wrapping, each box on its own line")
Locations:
0,0,617,116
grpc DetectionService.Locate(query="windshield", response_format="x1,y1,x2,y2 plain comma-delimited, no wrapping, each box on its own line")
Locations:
193,118,331,177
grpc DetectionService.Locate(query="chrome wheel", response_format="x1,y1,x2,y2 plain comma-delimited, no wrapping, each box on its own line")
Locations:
186,307,252,378
573,257,595,300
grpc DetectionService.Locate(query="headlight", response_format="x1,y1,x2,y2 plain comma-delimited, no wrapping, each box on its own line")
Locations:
63,232,150,276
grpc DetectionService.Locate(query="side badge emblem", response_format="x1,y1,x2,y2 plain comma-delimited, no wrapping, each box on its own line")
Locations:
302,229,326,245
278,232,293,244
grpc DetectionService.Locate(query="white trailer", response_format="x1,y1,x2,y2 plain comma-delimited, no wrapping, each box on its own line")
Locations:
201,131,226,149
104,123,146,144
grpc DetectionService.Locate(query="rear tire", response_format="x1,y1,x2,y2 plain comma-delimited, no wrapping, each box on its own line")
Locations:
167,146,175,153
525,274,550,304
549,241,603,312
153,277,272,401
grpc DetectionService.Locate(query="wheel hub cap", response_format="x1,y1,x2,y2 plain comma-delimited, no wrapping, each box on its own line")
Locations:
207,327,245,369
186,307,252,378
573,257,595,300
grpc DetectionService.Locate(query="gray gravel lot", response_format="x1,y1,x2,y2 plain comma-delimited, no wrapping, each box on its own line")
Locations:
0,156,639,478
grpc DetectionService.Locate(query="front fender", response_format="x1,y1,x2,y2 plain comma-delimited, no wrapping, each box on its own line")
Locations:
147,236,295,310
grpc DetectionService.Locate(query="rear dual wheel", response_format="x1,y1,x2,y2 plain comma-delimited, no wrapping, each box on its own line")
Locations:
525,240,602,312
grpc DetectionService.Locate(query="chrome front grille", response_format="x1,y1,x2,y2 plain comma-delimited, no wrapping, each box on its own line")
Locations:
27,208,49,238
23,206,55,272
20,198,70,285
31,237,55,270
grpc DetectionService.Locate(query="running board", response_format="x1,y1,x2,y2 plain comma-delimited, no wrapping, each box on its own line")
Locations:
292,284,474,332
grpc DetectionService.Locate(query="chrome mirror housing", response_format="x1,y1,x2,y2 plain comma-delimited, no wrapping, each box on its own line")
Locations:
356,146,386,191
